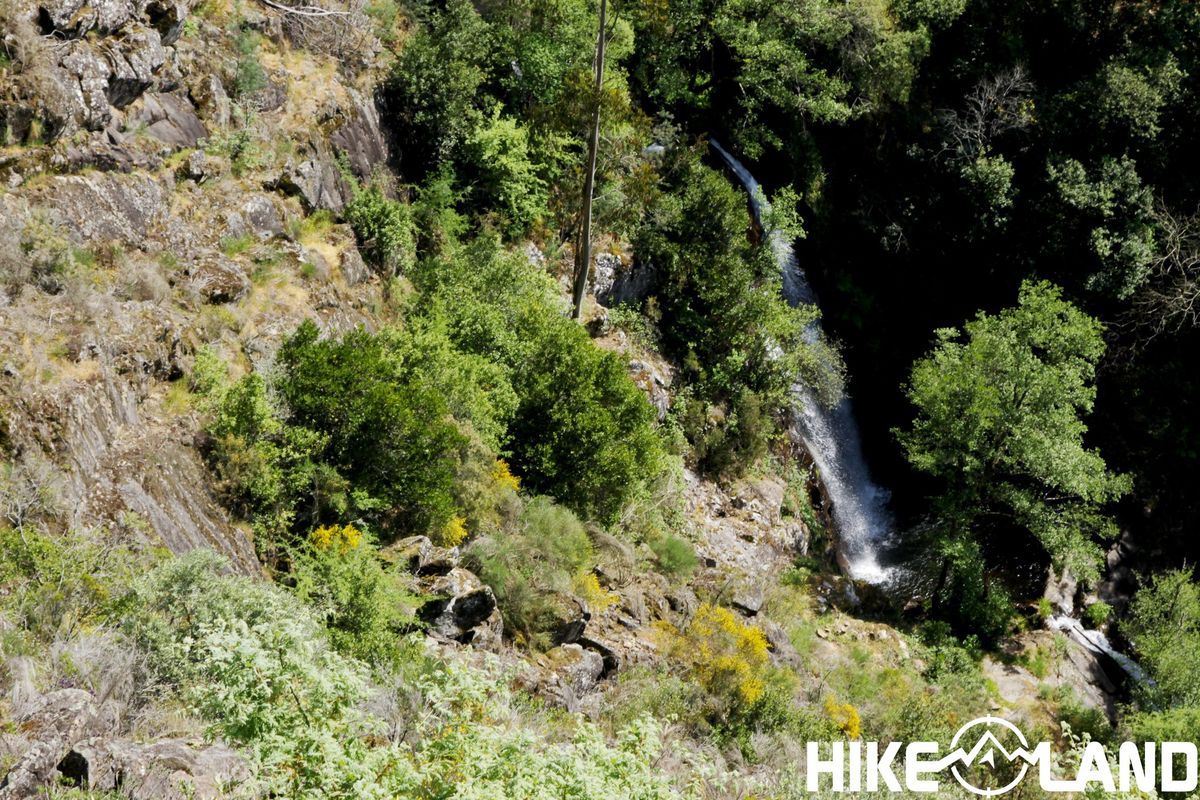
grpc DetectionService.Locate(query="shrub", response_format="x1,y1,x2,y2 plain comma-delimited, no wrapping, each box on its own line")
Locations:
465,496,593,645
123,551,379,797
635,152,843,476
344,185,416,275
289,524,415,668
648,533,697,578
411,235,665,522
1082,601,1112,629
232,27,267,99
461,109,547,237
656,604,769,707
275,321,465,537
824,697,862,739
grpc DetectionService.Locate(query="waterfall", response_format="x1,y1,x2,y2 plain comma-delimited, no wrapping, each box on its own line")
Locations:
1048,615,1154,687
711,141,893,584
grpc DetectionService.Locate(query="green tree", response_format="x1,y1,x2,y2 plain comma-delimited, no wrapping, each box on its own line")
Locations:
896,280,1130,636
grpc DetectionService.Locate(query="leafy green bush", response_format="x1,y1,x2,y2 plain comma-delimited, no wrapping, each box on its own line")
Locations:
648,533,697,578
1082,600,1112,629
289,524,416,669
461,109,547,237
275,321,465,535
344,185,417,275
232,27,267,99
634,150,843,476
410,235,665,522
1125,568,1200,710
465,496,593,645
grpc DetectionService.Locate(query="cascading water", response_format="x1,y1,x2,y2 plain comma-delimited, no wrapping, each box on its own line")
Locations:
711,141,893,584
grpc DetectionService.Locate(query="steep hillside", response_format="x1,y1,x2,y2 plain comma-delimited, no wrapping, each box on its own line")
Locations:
0,0,1192,797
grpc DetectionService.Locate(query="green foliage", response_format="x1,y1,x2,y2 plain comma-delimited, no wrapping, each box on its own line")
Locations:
385,0,490,173
1125,568,1200,710
635,150,842,476
231,27,267,99
461,109,547,237
275,321,465,535
897,281,1129,638
1048,155,1157,299
410,235,664,521
0,526,135,642
465,496,593,644
1082,600,1112,629
188,345,228,396
648,533,698,578
289,524,415,669
344,185,417,275
961,155,1015,211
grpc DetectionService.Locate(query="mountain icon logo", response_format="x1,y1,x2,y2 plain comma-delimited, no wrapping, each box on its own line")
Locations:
944,716,1036,796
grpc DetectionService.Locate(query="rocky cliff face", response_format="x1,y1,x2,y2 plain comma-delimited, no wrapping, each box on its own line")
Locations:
1,0,392,570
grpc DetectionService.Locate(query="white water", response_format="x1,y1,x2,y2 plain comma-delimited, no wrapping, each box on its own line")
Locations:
711,141,893,584
1048,615,1154,686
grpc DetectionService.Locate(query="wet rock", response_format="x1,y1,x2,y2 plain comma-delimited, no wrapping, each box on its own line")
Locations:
1044,567,1077,617
419,568,503,648
130,92,206,148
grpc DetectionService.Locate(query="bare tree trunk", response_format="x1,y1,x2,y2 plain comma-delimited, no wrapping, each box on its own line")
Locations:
570,0,606,320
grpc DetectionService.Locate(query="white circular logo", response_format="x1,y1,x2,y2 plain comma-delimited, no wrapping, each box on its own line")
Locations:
949,716,1031,796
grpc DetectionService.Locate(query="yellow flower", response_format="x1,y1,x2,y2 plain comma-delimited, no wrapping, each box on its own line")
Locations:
310,524,363,553
824,697,862,740
437,515,469,547
491,459,521,492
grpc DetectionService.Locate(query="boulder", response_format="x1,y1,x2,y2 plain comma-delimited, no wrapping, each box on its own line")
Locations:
274,145,352,213
130,92,206,148
66,738,251,800
388,535,458,576
240,195,284,239
533,644,605,712
185,257,250,304
418,568,503,648
105,28,166,108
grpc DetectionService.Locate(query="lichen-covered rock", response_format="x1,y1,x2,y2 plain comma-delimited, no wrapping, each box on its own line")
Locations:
274,143,352,212
27,172,167,244
66,738,252,800
185,257,250,304
419,568,503,648
330,88,388,181
105,28,166,108
129,92,207,148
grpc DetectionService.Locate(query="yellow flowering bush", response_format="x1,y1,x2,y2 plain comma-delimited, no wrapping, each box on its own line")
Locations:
310,523,364,553
573,571,619,614
491,459,521,492
824,697,862,739
437,515,469,547
657,603,770,705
